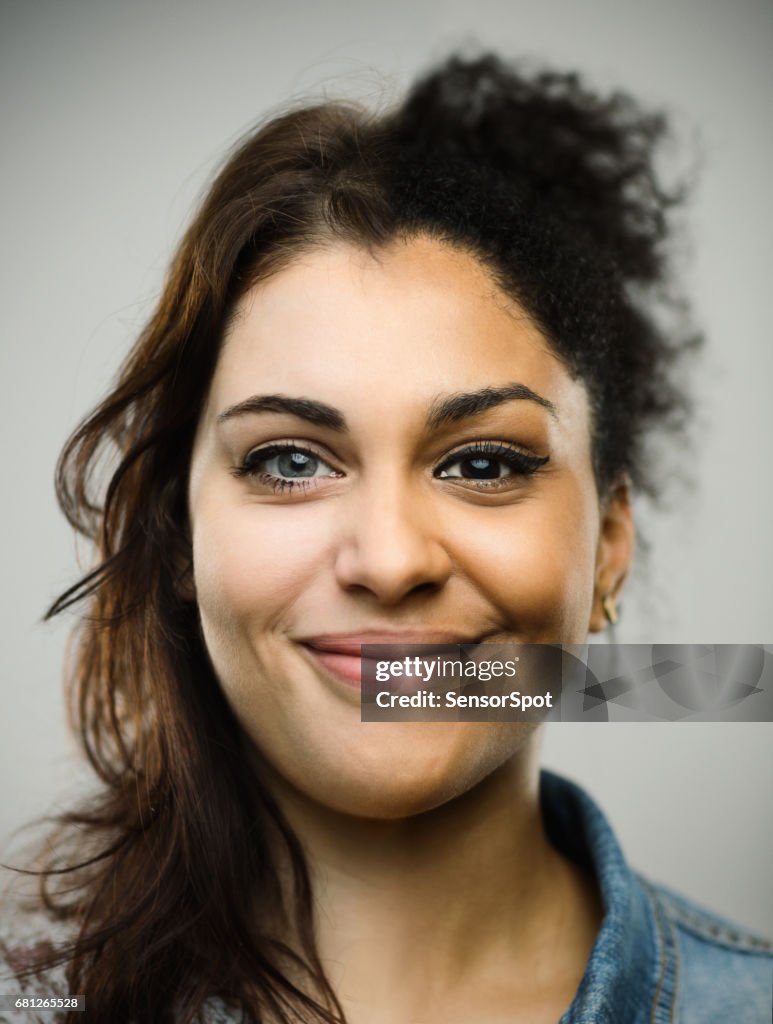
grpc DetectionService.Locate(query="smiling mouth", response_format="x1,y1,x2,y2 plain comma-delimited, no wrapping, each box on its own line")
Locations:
297,631,496,688
300,645,375,687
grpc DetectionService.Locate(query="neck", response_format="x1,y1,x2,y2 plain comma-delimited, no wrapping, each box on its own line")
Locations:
260,744,602,1023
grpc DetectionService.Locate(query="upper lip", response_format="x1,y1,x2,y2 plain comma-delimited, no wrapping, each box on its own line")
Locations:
298,630,490,655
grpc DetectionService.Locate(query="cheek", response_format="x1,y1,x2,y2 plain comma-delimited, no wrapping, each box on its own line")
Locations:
190,497,338,717
192,500,333,632
189,497,338,747
453,485,598,638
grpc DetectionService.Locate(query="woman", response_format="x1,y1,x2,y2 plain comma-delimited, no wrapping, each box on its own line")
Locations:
1,52,771,1023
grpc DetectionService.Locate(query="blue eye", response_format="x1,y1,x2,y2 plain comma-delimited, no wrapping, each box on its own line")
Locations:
235,444,341,488
265,450,325,478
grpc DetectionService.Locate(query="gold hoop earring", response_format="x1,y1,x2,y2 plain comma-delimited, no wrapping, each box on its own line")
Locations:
602,594,619,626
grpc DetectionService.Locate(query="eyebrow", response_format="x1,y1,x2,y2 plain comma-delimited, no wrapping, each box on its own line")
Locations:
427,384,558,427
216,383,557,432
217,395,346,430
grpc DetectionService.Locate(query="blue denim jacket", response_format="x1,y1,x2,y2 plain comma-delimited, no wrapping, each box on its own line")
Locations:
540,771,773,1023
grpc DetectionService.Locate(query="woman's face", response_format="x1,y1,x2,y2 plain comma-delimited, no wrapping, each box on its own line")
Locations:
188,236,632,818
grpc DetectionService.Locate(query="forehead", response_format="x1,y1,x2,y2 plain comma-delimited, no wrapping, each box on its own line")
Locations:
206,236,590,440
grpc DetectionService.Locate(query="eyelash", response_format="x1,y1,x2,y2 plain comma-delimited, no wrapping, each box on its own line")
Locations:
233,440,549,494
435,441,549,483
231,442,334,493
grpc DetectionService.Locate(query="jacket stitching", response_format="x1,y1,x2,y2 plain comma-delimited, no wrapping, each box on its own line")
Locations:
644,881,679,1024
659,896,773,954
647,880,667,1024
662,897,681,1024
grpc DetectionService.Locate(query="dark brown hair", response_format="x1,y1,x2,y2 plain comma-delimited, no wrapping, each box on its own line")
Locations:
6,53,697,1023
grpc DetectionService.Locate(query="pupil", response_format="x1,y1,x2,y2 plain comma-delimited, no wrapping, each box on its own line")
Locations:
463,457,499,479
278,451,317,477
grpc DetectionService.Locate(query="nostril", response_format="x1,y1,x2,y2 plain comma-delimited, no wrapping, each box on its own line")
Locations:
412,580,441,596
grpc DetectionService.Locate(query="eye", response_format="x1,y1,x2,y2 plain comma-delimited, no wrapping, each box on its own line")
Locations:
234,443,342,490
435,442,548,484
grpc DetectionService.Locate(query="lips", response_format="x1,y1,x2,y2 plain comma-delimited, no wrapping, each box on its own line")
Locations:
297,630,488,687
301,646,376,686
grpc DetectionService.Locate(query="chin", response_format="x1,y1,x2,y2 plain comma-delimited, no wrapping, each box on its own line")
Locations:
287,723,531,821
309,773,469,821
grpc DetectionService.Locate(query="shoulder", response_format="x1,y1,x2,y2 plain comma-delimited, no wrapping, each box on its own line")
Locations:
0,893,245,1024
638,876,773,1024
0,891,75,1024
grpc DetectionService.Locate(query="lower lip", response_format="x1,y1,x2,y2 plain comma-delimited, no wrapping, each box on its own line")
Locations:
301,646,375,687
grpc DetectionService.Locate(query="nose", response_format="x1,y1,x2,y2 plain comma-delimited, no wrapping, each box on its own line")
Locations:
333,477,453,605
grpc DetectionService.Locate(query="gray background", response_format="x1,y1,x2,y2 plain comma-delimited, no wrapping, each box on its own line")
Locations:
1,0,771,935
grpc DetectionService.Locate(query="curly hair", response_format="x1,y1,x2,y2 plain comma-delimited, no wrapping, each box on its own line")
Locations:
6,53,699,1024
392,55,699,498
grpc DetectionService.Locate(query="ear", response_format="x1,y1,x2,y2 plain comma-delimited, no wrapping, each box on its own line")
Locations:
588,475,635,632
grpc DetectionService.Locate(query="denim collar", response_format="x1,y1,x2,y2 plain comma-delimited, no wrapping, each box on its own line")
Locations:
541,771,669,1024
